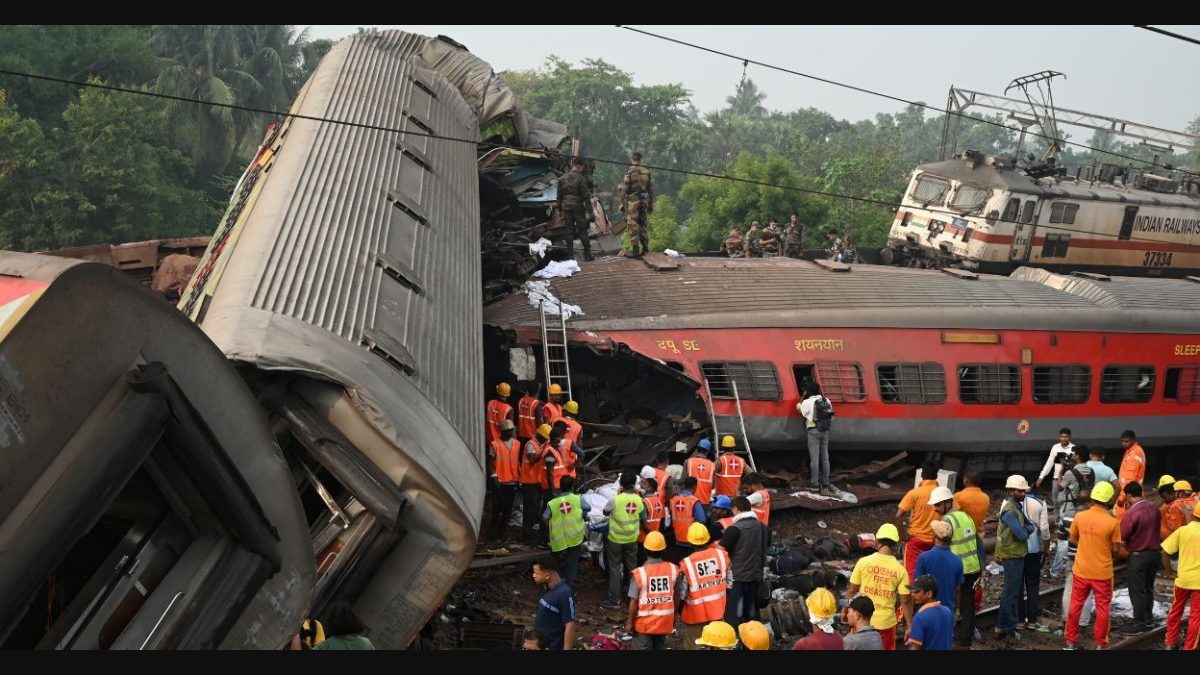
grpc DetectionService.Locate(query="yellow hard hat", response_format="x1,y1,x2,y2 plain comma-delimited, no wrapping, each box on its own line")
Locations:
806,587,837,620
1091,481,1115,503
1159,475,1178,489
298,618,325,649
643,530,667,552
738,621,770,650
564,400,579,414
687,521,711,546
695,621,738,649
875,523,900,542
1174,480,1193,492
721,435,736,449
1194,502,1200,519
537,423,552,439
496,382,511,397
548,383,563,395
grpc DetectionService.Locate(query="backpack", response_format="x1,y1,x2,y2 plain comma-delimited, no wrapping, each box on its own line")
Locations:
813,396,834,432
1067,466,1094,501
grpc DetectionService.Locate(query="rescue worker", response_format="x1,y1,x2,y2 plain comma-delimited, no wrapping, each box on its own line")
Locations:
486,382,514,444
896,461,941,583
760,219,782,257
670,476,707,560
544,475,586,586
1114,429,1147,519
557,157,594,261
685,440,716,509
289,618,325,650
615,152,653,258
487,419,522,541
738,620,771,650
541,424,571,497
745,221,763,258
792,587,843,650
678,521,731,649
826,229,845,262
720,227,746,258
650,451,671,504
745,473,771,526
1159,475,1182,541
710,495,735,534
516,386,543,446
626,531,677,650
720,496,769,629
929,484,984,648
714,435,745,500
519,424,551,543
601,472,645,610
542,383,565,425
694,621,738,650
846,523,912,650
1173,480,1198,527
560,400,584,456
639,476,666,559
783,212,804,259
1161,500,1200,650
1065,482,1122,650
996,474,1035,643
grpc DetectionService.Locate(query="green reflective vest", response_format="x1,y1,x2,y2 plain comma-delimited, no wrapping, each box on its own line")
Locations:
608,492,644,544
996,500,1030,560
547,493,585,552
945,510,981,575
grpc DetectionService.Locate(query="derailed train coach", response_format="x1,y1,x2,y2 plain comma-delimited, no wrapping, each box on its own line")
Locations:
0,30,570,649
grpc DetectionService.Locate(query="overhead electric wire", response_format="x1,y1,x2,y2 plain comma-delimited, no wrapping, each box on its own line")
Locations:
1135,25,1200,47
616,25,1192,174
0,65,1195,248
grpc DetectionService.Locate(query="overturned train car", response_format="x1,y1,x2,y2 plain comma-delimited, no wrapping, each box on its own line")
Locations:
484,257,1200,457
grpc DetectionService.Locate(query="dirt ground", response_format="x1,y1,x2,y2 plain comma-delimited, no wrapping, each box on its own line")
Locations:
436,483,1175,650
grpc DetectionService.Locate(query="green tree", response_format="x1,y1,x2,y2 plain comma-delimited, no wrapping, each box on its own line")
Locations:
725,78,768,119
646,195,680,252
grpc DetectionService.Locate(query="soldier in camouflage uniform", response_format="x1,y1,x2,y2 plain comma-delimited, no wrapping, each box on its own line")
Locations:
615,152,653,258
557,157,594,261
826,229,846,262
720,227,746,258
761,219,783,257
783,212,804,259
746,221,764,258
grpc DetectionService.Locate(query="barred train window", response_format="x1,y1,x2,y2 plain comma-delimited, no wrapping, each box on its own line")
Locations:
1032,365,1090,403
958,364,1021,404
1049,203,1079,224
1040,234,1070,258
1164,365,1200,403
950,185,990,212
876,363,946,404
815,361,866,402
1100,365,1155,403
701,361,781,401
911,175,950,204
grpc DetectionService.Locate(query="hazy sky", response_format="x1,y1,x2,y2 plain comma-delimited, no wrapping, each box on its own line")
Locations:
302,25,1200,137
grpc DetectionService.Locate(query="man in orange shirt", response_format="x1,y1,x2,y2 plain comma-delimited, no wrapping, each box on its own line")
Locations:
953,469,991,535
1114,430,1146,520
1065,482,1123,650
896,461,941,582
1158,475,1184,541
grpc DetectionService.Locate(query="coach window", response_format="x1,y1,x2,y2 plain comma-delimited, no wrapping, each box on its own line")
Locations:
1049,203,1079,224
911,174,950,205
1040,234,1070,258
1097,365,1155,404
814,361,866,403
1164,365,1200,403
876,363,946,404
958,364,1021,404
950,185,990,213
1032,365,1090,403
1002,198,1021,223
1020,199,1037,224
701,361,781,401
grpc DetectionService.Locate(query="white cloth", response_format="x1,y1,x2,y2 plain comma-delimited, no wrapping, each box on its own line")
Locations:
811,616,837,634
1038,442,1075,482
523,280,584,320
528,237,553,258
747,491,764,507
533,259,581,279
798,395,831,430
1022,494,1051,552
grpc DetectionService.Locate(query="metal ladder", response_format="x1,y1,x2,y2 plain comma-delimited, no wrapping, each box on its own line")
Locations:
702,377,757,472
539,300,572,401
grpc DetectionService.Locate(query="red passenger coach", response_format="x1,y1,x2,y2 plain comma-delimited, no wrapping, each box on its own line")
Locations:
484,257,1200,455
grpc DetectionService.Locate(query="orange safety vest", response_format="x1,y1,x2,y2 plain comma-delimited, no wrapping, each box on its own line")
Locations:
542,401,563,425
517,396,540,439
655,468,669,503
562,416,583,450
490,438,521,484
485,399,513,444
752,488,771,526
671,494,700,543
640,494,665,543
718,516,734,530
1176,495,1198,524
680,546,731,624
633,561,679,635
519,439,545,486
715,454,744,498
686,457,716,505
542,443,569,491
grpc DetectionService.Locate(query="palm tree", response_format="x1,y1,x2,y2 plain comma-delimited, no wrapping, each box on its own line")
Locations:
725,79,768,119
234,25,309,154
150,25,261,172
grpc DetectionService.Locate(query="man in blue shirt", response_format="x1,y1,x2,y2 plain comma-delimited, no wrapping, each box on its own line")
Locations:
915,519,964,613
1086,447,1117,485
532,558,576,650
907,575,954,650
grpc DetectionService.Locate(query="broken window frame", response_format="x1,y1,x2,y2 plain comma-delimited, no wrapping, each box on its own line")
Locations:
1032,365,1091,404
1099,365,1156,404
957,364,1021,404
1163,365,1200,403
875,362,947,404
700,361,782,401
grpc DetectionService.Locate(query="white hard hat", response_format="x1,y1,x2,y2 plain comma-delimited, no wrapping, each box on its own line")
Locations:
1005,475,1031,491
927,486,954,506
640,465,657,480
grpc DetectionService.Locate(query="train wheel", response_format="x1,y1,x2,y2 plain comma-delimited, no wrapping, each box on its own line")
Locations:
879,248,894,266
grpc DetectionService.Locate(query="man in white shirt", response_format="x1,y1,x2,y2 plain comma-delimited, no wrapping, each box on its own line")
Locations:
796,380,834,496
1036,428,1074,521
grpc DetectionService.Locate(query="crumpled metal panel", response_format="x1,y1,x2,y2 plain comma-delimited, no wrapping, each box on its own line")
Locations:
1011,266,1200,311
